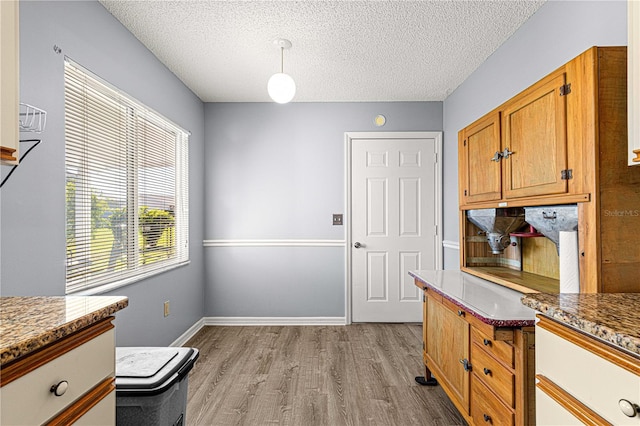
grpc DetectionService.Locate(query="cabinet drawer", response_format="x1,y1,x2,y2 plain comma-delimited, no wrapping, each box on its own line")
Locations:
69,386,115,426
471,378,514,426
535,387,584,425
471,343,515,407
472,327,514,368
0,329,114,425
536,324,640,425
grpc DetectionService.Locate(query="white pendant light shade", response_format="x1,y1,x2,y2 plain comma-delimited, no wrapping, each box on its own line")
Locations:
268,72,296,104
268,39,295,104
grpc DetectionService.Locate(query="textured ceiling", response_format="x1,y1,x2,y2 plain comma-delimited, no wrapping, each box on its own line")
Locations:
99,0,546,102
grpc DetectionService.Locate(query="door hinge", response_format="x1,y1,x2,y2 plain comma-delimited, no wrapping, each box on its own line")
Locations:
434,225,438,236
559,83,572,96
561,169,573,180
434,152,438,163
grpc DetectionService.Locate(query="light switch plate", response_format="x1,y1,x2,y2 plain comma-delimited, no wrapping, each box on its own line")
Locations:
333,214,343,225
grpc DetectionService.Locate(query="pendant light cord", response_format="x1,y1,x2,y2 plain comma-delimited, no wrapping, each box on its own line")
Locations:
280,47,284,73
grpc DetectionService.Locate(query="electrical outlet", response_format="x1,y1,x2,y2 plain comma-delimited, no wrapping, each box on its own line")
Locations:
333,214,343,225
164,300,170,317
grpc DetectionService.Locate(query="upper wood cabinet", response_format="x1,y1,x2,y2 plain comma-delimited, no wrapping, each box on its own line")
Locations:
458,47,640,295
459,69,573,209
459,112,502,204
0,0,19,165
502,70,568,200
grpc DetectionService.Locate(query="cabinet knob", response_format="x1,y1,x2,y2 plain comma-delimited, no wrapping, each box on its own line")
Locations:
501,147,514,159
490,151,502,162
483,413,491,422
50,380,69,397
483,338,491,346
483,368,491,376
457,310,465,317
619,399,640,417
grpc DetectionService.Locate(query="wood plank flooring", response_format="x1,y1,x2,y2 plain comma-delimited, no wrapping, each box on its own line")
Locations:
184,324,466,426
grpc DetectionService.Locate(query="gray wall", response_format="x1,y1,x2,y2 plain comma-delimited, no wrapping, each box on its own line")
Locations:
204,102,442,317
0,1,205,346
441,0,628,269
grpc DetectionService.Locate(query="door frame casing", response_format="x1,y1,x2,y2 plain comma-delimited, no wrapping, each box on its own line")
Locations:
344,131,443,324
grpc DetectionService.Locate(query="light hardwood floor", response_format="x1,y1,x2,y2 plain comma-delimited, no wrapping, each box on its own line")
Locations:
184,324,466,426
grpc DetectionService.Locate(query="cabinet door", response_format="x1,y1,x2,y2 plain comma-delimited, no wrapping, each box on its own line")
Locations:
459,111,502,205
0,0,19,164
426,296,470,413
502,70,568,199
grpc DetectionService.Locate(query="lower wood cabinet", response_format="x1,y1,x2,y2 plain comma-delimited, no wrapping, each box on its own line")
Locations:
425,290,470,414
422,288,535,425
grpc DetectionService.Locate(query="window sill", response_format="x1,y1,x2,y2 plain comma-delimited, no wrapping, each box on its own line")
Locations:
69,260,191,296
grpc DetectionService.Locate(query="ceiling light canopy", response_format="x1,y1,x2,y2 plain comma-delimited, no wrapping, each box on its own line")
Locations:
268,39,296,104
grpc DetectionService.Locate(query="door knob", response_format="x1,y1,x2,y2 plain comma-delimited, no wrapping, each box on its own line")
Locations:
354,242,362,248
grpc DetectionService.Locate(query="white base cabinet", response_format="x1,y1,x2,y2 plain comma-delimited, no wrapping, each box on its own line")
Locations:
0,319,117,425
535,316,640,425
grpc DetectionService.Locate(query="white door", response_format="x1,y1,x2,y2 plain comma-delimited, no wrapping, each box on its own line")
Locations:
349,132,441,322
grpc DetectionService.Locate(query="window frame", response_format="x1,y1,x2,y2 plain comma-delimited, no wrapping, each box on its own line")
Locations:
64,58,189,295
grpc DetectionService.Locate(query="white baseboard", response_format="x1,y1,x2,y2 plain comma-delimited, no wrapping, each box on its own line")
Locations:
170,317,205,347
204,316,347,326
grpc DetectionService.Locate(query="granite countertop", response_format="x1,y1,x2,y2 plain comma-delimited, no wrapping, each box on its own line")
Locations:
521,293,640,357
410,270,536,327
0,296,128,366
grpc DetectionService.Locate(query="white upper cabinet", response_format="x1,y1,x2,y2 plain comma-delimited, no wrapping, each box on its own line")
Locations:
630,0,640,166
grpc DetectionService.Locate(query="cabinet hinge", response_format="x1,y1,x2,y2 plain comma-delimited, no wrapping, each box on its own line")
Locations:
463,139,467,147
559,83,571,96
561,169,573,180
464,189,468,196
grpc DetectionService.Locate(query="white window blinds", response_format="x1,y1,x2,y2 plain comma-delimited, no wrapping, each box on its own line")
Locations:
65,59,189,294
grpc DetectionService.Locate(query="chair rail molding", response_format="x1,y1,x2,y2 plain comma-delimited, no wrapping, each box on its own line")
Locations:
443,240,460,250
203,239,346,247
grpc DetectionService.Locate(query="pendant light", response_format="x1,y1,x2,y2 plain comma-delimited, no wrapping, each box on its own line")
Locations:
268,39,296,104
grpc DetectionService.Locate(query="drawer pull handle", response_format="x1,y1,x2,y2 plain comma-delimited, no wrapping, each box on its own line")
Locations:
457,310,465,317
619,399,640,417
483,368,491,376
483,338,491,346
483,414,491,423
50,380,69,397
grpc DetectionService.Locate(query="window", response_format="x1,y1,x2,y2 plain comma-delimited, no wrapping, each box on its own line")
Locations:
64,59,189,294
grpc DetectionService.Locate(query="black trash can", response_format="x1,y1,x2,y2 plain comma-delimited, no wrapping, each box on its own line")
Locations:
115,347,199,426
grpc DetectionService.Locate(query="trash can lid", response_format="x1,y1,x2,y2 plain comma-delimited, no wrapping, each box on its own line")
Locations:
115,347,198,394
